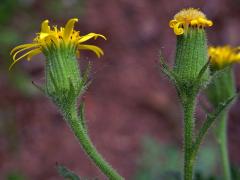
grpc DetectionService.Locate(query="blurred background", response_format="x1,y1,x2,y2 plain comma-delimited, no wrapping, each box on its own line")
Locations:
0,0,240,179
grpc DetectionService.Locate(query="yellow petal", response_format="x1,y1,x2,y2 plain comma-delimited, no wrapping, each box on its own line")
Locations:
26,48,42,61
198,18,206,24
173,22,184,35
78,33,106,43
44,34,59,46
41,20,50,33
63,18,78,41
39,32,50,40
78,44,104,58
206,20,213,26
169,20,177,28
12,46,39,61
10,43,39,55
9,48,41,70
190,20,198,26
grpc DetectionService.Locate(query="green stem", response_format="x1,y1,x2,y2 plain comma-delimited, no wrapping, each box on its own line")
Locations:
183,96,196,180
217,112,232,180
64,104,124,180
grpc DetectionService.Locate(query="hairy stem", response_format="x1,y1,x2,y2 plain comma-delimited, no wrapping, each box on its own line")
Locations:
64,104,123,180
217,112,232,180
183,96,196,180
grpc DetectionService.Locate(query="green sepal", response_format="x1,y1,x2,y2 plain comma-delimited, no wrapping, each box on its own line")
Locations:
191,93,238,160
44,44,82,106
173,28,210,98
56,164,80,180
43,44,93,112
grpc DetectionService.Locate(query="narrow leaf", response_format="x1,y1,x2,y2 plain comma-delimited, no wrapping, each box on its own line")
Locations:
196,60,210,83
191,94,238,160
56,164,80,180
193,60,210,91
159,51,180,93
159,53,175,82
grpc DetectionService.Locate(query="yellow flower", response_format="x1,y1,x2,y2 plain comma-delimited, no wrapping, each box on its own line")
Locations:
10,18,106,69
208,45,240,69
169,8,213,35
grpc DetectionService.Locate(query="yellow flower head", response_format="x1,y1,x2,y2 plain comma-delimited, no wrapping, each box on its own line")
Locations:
10,18,106,69
169,8,213,35
209,45,240,69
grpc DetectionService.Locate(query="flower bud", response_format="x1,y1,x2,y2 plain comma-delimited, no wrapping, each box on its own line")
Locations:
206,67,235,107
209,45,240,71
169,8,212,94
207,45,238,106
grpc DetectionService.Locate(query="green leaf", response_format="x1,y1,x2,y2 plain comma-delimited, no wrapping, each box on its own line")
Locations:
56,164,80,180
159,51,180,94
196,61,210,83
191,93,238,160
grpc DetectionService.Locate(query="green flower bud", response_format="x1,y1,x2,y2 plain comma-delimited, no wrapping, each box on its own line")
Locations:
208,45,240,71
207,67,235,107
169,8,213,97
174,29,209,88
207,45,237,106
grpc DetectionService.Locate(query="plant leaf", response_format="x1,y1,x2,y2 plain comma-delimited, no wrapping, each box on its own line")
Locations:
159,51,181,94
194,60,210,91
191,93,238,160
56,164,80,180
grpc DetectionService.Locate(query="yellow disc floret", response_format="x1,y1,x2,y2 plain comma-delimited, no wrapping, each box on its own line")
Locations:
169,8,213,35
209,45,240,69
10,18,106,69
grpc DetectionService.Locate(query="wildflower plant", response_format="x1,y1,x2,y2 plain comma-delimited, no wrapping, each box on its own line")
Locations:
206,45,240,180
8,7,240,180
160,8,237,180
10,18,123,180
